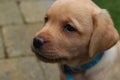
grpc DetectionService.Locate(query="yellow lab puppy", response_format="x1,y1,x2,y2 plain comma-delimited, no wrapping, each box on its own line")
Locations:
32,0,120,80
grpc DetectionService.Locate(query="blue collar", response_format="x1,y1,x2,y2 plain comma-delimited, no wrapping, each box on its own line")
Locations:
62,52,104,80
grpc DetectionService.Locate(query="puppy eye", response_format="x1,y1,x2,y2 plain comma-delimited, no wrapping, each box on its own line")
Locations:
64,24,76,32
44,16,48,23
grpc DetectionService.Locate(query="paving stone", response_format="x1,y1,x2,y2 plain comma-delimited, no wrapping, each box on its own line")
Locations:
40,62,60,80
20,0,55,23
0,2,23,25
2,23,43,57
0,57,44,80
0,29,5,58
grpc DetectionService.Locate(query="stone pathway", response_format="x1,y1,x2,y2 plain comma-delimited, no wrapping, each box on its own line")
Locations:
0,0,60,80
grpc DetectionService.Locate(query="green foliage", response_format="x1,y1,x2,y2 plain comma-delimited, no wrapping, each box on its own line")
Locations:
93,0,120,34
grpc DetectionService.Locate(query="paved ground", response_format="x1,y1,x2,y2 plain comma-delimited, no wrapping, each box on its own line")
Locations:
0,0,60,80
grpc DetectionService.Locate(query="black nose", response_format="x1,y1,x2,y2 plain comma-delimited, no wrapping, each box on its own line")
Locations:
33,36,45,49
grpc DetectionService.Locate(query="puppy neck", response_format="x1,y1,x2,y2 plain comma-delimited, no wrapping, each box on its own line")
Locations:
62,52,104,72
86,43,118,77
60,43,118,80
60,52,104,80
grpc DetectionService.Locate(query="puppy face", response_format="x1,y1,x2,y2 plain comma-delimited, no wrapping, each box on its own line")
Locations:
32,0,119,65
32,0,94,64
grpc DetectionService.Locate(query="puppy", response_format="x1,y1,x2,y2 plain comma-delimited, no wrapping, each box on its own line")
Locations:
32,0,120,80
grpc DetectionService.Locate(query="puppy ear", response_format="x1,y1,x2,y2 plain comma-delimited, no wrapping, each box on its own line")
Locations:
89,9,119,57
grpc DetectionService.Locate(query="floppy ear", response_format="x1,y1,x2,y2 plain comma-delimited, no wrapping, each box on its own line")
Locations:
89,9,119,57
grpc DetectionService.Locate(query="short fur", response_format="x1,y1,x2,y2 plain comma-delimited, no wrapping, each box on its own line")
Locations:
32,0,120,80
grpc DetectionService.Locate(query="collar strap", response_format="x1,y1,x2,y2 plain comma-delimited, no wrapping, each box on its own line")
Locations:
62,52,104,80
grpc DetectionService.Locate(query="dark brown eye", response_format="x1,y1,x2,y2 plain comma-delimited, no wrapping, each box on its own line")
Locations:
44,16,48,23
64,24,76,32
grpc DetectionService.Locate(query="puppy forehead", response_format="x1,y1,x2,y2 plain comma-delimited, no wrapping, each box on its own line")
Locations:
53,0,91,4
47,0,92,18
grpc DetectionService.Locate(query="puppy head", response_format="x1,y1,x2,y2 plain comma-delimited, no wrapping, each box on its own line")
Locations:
32,0,119,65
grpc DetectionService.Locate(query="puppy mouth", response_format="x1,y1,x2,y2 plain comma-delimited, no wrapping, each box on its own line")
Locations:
31,47,67,63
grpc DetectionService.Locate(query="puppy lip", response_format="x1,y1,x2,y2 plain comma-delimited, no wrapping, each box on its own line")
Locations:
36,53,66,63
31,46,67,63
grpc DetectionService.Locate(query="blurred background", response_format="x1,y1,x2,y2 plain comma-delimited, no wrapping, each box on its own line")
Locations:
0,0,119,80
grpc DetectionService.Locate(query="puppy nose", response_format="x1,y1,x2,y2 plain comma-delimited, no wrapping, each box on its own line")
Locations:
33,36,45,49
